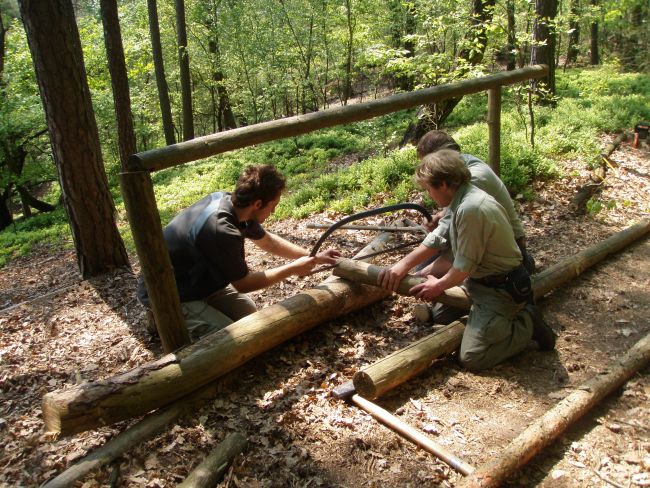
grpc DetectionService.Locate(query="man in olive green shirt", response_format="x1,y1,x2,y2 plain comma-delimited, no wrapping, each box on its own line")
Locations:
379,150,555,370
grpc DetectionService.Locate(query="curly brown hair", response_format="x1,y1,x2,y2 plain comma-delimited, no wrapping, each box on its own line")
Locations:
416,150,470,190
232,165,286,208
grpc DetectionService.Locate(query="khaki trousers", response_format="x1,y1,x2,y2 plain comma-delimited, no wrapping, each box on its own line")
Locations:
458,280,533,370
181,285,257,340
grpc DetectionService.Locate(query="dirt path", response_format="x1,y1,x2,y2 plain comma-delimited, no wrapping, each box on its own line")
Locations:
0,137,648,487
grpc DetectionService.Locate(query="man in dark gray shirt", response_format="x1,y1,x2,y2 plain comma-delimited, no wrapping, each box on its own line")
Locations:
139,164,339,339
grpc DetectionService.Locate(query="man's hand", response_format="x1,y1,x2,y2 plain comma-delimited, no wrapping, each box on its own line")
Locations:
377,263,409,292
423,209,445,232
409,275,444,301
314,248,341,266
290,256,319,276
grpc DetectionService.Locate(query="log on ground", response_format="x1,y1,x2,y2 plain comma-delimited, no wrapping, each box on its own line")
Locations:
42,380,224,488
353,321,465,400
457,331,650,488
348,220,650,402
178,432,247,488
42,231,394,436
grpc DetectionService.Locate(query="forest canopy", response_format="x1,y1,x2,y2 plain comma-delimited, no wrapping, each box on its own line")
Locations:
0,0,649,267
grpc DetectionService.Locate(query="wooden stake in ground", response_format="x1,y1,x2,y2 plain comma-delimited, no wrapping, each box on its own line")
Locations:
457,331,650,488
178,433,247,488
42,230,394,436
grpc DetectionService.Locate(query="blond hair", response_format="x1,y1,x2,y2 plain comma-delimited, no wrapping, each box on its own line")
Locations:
415,149,470,189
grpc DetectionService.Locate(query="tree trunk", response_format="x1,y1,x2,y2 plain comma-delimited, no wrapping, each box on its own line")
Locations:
42,231,395,435
18,0,129,278
147,0,176,145
458,332,650,488
0,187,13,231
100,0,136,170
403,0,496,143
506,0,516,70
531,0,558,99
16,185,56,212
590,0,599,65
175,0,194,140
343,0,353,104
210,34,236,131
565,0,580,65
333,259,471,309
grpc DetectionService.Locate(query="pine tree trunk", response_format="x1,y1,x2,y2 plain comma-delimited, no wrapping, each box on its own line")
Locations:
175,0,194,140
565,0,580,65
531,0,558,99
506,0,517,70
100,0,136,169
19,0,129,278
147,0,176,145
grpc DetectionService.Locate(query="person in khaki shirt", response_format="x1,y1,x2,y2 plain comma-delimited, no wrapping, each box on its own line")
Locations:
379,150,555,370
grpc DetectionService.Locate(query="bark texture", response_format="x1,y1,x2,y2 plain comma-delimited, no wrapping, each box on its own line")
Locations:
458,331,650,488
19,0,129,277
147,0,176,145
42,232,394,435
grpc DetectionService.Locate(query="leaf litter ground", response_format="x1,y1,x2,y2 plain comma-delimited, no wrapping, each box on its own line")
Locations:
0,136,648,487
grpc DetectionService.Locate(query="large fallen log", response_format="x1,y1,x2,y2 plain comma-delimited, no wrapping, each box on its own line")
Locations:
343,220,649,400
457,331,650,488
42,231,394,436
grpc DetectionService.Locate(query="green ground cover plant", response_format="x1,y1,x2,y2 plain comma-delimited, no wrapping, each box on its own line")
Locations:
1,66,648,267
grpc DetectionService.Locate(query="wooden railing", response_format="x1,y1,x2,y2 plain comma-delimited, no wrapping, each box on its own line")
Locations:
121,65,549,352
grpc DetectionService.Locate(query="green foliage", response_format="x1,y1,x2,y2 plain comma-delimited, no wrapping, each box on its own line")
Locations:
0,208,71,267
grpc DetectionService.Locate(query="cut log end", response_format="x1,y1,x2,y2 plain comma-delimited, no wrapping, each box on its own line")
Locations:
353,372,378,400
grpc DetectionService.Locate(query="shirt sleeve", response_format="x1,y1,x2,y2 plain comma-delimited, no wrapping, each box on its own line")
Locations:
451,205,490,274
422,209,451,250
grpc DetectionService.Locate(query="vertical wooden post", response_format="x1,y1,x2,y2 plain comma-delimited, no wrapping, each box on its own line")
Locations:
487,87,502,176
120,171,190,352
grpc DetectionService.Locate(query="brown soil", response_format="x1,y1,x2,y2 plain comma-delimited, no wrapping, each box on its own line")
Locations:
1,136,648,488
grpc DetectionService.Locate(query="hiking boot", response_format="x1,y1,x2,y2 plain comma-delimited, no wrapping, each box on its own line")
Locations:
526,304,556,351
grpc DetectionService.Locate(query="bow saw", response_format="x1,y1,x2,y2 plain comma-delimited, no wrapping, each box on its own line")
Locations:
309,203,432,273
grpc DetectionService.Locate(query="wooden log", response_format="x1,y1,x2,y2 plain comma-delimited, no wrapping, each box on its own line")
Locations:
487,87,502,176
178,433,247,488
346,220,650,401
42,231,393,436
532,219,650,300
354,321,465,400
42,380,223,488
333,259,472,309
120,170,190,352
130,66,549,172
458,331,650,488
351,394,474,475
333,219,650,307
